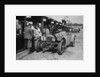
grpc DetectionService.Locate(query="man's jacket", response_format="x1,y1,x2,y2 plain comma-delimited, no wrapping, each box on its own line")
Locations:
24,26,33,39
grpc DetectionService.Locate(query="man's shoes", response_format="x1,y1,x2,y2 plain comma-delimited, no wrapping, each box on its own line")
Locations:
28,49,34,54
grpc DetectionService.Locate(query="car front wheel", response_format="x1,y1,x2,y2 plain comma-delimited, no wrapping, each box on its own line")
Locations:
34,38,41,52
58,39,66,55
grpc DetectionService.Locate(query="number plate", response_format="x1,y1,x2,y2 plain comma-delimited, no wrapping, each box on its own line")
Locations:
41,36,46,41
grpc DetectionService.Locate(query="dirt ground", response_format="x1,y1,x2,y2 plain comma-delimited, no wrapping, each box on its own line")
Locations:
16,26,83,60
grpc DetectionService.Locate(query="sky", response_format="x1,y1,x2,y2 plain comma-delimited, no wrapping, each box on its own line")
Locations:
46,16,83,24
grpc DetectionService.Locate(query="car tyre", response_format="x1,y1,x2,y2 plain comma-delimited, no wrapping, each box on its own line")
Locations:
34,38,41,52
58,39,66,55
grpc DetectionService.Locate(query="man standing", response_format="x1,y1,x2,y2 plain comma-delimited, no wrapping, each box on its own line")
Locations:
24,22,33,51
29,22,36,53
16,19,22,35
29,23,42,53
32,23,42,40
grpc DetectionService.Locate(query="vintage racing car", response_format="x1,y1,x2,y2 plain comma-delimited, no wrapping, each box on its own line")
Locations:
34,28,76,55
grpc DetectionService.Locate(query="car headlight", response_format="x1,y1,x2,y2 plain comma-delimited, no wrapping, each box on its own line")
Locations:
52,37,55,41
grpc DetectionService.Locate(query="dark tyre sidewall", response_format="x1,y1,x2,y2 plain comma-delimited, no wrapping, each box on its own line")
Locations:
58,39,65,55
34,38,41,52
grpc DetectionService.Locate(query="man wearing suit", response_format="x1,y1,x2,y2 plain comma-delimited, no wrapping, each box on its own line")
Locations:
24,22,33,50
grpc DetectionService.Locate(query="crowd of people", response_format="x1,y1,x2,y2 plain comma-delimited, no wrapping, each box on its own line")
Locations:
16,19,43,53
